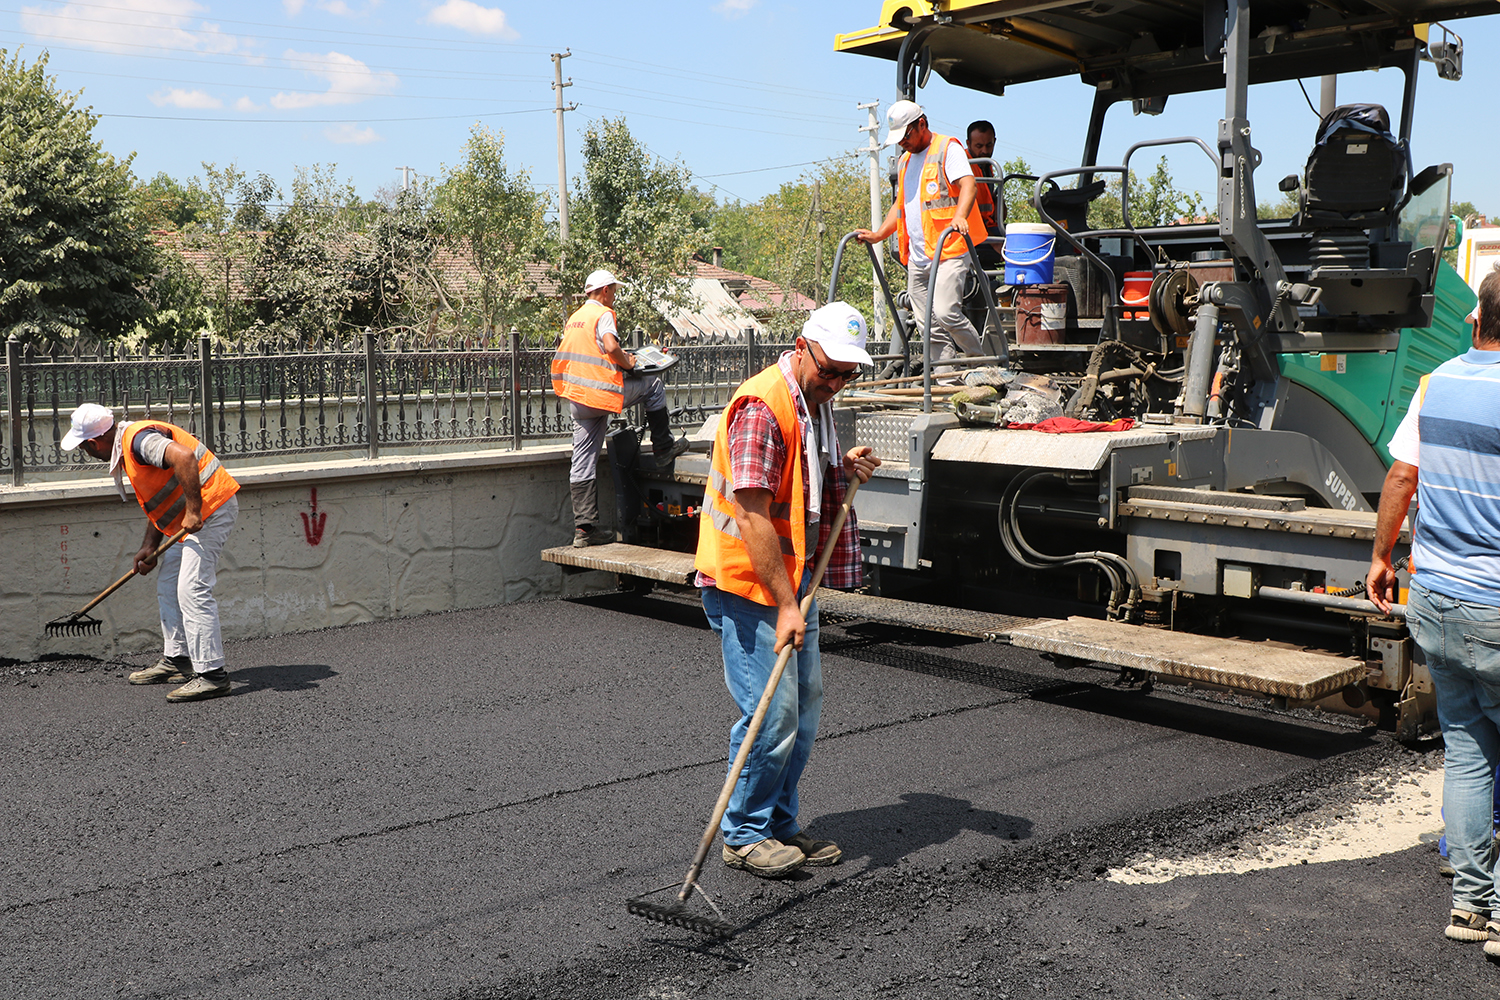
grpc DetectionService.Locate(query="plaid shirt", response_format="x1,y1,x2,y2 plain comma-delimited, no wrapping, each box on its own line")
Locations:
696,378,863,592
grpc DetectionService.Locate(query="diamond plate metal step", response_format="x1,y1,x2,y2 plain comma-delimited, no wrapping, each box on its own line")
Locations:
1005,616,1364,701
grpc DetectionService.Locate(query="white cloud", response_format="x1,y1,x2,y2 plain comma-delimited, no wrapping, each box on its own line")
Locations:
424,0,517,39
234,96,264,112
149,87,222,109
714,0,755,18
324,122,381,144
20,0,241,55
271,50,399,109
282,0,305,13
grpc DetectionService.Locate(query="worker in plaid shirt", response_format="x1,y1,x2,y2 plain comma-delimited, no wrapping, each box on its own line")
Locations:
695,301,880,879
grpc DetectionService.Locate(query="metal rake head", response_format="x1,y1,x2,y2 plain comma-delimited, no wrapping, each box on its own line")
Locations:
626,883,734,940
44,615,102,638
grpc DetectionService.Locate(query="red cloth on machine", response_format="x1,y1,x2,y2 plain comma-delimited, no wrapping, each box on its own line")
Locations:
1006,416,1136,433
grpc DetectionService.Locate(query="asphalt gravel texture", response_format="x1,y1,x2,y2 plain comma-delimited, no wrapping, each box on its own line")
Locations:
3,587,1494,999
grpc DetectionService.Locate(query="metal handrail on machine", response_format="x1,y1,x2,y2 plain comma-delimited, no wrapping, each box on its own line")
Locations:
828,228,1007,415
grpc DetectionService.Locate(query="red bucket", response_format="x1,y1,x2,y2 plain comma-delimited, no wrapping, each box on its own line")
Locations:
1121,271,1152,320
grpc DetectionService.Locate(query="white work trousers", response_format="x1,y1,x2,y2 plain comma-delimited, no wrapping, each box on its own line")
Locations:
156,495,238,674
907,255,983,373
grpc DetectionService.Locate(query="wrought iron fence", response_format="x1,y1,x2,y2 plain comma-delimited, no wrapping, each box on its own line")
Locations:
0,329,795,485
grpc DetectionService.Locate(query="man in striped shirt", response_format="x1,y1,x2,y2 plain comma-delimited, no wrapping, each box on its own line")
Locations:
1369,268,1500,952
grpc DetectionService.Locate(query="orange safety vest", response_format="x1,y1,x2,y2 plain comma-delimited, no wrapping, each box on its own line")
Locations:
120,421,239,533
694,365,807,607
897,133,989,266
551,299,625,413
971,161,998,235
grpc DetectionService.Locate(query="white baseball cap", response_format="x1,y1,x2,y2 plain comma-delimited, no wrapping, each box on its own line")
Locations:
884,99,925,147
61,403,116,450
800,301,873,366
583,269,622,294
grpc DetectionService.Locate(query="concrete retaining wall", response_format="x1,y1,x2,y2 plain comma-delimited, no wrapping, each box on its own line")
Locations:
0,447,614,664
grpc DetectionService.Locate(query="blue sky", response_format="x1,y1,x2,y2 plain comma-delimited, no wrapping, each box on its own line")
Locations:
8,1,1500,218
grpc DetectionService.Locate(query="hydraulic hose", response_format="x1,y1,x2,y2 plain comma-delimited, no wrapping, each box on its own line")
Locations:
998,469,1142,620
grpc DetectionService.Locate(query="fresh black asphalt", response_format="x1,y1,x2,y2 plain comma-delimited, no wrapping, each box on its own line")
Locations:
2,588,1493,999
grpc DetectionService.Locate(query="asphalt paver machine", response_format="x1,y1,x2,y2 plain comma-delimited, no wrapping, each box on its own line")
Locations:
547,0,1493,741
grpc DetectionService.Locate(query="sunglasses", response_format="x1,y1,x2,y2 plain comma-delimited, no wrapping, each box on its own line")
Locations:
805,341,861,383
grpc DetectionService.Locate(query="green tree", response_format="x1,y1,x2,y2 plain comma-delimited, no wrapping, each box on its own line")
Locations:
433,125,548,340
0,50,156,345
133,171,214,231
1089,156,1207,230
998,156,1040,225
708,154,883,338
562,117,709,338
247,164,366,339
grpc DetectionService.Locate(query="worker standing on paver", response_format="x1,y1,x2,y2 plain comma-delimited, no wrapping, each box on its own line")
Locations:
855,100,988,371
694,301,881,878
62,403,240,702
1368,269,1500,953
966,119,1001,271
551,269,689,548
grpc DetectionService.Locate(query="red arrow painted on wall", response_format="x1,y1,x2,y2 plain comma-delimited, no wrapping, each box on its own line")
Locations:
301,488,327,546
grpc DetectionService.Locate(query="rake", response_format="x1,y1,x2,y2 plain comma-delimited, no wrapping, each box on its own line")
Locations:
44,528,189,638
628,476,862,940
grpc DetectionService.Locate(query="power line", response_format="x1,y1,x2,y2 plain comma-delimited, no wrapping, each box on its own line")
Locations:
99,108,554,124
701,157,850,178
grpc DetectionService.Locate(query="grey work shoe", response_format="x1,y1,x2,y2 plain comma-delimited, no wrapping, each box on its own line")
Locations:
129,655,192,685
652,436,691,468
1446,908,1490,942
722,838,805,879
572,525,612,548
166,670,232,703
783,830,843,866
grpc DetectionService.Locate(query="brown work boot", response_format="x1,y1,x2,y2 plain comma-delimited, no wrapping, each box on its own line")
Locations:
783,830,843,866
166,669,232,702
129,655,191,685
722,838,805,879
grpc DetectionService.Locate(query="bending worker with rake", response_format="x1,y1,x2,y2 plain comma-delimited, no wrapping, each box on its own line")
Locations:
695,301,880,878
62,403,240,702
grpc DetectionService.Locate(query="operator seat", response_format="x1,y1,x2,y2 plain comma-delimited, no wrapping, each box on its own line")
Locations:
1296,103,1411,268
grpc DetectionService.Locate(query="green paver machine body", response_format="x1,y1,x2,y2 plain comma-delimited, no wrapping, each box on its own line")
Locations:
825,0,1493,737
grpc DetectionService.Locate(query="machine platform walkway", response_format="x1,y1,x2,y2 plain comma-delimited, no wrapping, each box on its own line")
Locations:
541,544,1365,702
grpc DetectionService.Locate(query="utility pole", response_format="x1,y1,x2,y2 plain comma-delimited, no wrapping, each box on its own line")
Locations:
814,180,825,308
857,100,886,340
395,166,413,191
551,51,576,244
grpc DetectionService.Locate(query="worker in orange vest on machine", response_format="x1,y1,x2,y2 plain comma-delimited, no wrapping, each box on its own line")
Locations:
856,99,989,375
62,403,240,702
551,269,690,548
965,119,1002,271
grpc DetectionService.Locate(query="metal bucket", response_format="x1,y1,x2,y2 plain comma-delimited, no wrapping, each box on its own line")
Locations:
1015,283,1069,344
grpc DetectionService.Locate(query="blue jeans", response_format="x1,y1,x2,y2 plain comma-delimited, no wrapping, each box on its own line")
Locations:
702,569,822,847
1410,582,1500,914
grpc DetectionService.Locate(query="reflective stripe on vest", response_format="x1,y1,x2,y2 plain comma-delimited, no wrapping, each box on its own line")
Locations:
896,133,989,266
120,421,240,533
551,299,625,413
694,366,806,604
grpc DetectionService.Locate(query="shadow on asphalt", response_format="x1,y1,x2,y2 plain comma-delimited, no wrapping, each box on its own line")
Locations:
230,662,337,693
1036,683,1375,759
804,792,1033,872
570,589,713,631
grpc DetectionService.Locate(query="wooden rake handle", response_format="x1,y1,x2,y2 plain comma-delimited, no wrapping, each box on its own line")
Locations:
677,474,865,899
69,527,190,620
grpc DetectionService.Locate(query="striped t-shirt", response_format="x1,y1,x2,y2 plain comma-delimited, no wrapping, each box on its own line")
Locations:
1394,347,1500,605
